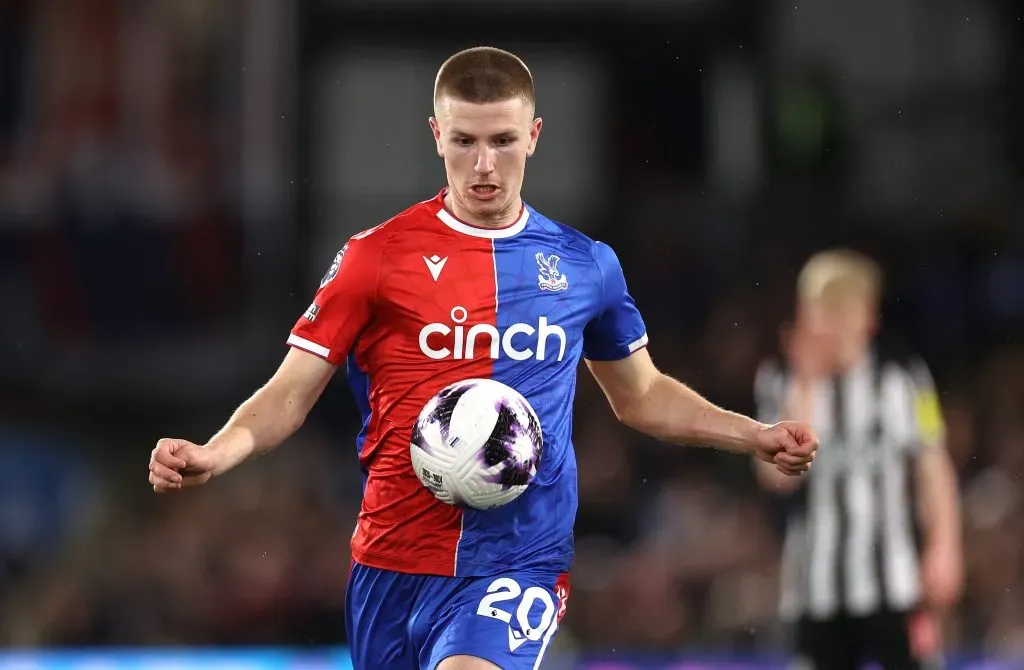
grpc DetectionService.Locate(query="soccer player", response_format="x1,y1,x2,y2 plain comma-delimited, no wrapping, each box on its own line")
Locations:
754,250,963,670
148,47,818,670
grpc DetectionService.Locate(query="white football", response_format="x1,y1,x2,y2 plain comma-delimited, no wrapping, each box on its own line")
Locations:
410,378,543,510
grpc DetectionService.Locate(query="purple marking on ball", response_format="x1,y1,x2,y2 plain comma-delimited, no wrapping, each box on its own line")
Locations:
413,381,474,454
479,399,543,490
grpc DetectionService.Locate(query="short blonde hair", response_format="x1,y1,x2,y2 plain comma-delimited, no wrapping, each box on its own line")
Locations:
797,248,883,306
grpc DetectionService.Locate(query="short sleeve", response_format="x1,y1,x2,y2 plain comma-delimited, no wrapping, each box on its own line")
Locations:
582,242,648,361
287,233,382,365
881,358,945,451
906,358,946,447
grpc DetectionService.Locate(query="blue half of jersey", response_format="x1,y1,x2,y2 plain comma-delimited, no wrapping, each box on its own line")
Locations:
454,205,648,576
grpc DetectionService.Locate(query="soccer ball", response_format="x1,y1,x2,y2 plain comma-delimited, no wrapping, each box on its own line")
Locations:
411,378,543,510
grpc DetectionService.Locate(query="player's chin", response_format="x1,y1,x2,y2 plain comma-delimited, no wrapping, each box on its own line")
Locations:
464,198,510,220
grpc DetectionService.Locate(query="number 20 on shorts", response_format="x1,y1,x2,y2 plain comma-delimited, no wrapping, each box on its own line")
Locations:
475,578,558,649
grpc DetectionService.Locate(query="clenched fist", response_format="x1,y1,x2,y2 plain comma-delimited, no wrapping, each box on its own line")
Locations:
148,438,218,493
754,421,819,476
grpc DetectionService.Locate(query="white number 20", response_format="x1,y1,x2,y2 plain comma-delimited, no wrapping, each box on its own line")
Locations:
476,578,556,642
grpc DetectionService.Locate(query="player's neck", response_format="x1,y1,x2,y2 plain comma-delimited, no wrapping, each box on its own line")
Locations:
443,190,523,229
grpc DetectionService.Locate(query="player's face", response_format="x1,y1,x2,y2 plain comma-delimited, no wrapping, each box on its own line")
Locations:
429,96,542,226
800,295,877,363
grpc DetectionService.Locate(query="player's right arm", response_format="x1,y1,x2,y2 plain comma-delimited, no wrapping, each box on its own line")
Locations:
149,349,336,492
149,229,385,493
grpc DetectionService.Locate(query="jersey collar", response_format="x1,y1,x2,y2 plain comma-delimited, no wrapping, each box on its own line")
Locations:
434,189,529,239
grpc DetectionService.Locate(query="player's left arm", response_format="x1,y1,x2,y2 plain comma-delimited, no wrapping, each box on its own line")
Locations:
586,350,814,473
904,361,963,609
581,241,816,474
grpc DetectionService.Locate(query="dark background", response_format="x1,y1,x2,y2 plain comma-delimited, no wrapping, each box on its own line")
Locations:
0,0,1022,662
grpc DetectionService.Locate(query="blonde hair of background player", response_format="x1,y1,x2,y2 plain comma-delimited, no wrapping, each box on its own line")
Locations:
789,248,884,379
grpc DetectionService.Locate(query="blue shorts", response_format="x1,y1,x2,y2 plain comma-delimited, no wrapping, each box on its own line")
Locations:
346,561,570,670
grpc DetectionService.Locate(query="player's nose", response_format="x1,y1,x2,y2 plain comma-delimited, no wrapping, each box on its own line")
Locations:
474,146,495,174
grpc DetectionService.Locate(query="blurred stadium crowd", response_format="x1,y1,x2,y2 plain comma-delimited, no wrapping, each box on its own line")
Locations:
1,0,1023,662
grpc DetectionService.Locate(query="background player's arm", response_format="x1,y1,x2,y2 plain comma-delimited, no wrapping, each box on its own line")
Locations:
917,444,962,605
586,349,815,473
917,447,960,555
909,368,963,608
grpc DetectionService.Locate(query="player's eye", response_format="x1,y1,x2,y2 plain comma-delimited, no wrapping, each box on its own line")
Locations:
494,136,514,147
454,137,474,147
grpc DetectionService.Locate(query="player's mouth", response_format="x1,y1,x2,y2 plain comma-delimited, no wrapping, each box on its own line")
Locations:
469,184,500,200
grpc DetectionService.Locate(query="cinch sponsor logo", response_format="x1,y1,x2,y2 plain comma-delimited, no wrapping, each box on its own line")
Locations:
419,306,567,362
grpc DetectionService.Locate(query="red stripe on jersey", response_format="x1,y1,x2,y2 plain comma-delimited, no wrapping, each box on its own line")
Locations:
349,223,499,576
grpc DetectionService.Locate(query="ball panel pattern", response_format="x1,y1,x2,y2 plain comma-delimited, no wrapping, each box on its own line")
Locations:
410,378,543,510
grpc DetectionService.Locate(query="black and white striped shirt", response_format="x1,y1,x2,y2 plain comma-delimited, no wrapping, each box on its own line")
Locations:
755,351,944,621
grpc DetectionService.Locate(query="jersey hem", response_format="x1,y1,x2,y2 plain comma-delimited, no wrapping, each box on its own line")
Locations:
582,340,648,362
351,544,573,577
286,337,339,365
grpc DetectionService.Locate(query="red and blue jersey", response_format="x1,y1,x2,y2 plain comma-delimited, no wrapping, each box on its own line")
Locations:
288,189,648,577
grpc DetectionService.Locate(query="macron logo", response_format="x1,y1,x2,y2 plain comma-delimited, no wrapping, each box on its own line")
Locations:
424,255,448,281
508,627,528,652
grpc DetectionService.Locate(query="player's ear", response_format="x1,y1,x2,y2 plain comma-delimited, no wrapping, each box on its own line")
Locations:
428,117,444,157
527,117,542,157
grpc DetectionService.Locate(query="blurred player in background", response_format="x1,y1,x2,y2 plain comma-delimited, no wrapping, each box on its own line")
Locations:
149,46,818,670
755,249,963,670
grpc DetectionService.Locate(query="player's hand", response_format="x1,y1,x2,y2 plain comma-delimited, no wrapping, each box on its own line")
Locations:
754,421,818,476
148,438,217,493
920,541,964,610
908,608,943,660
